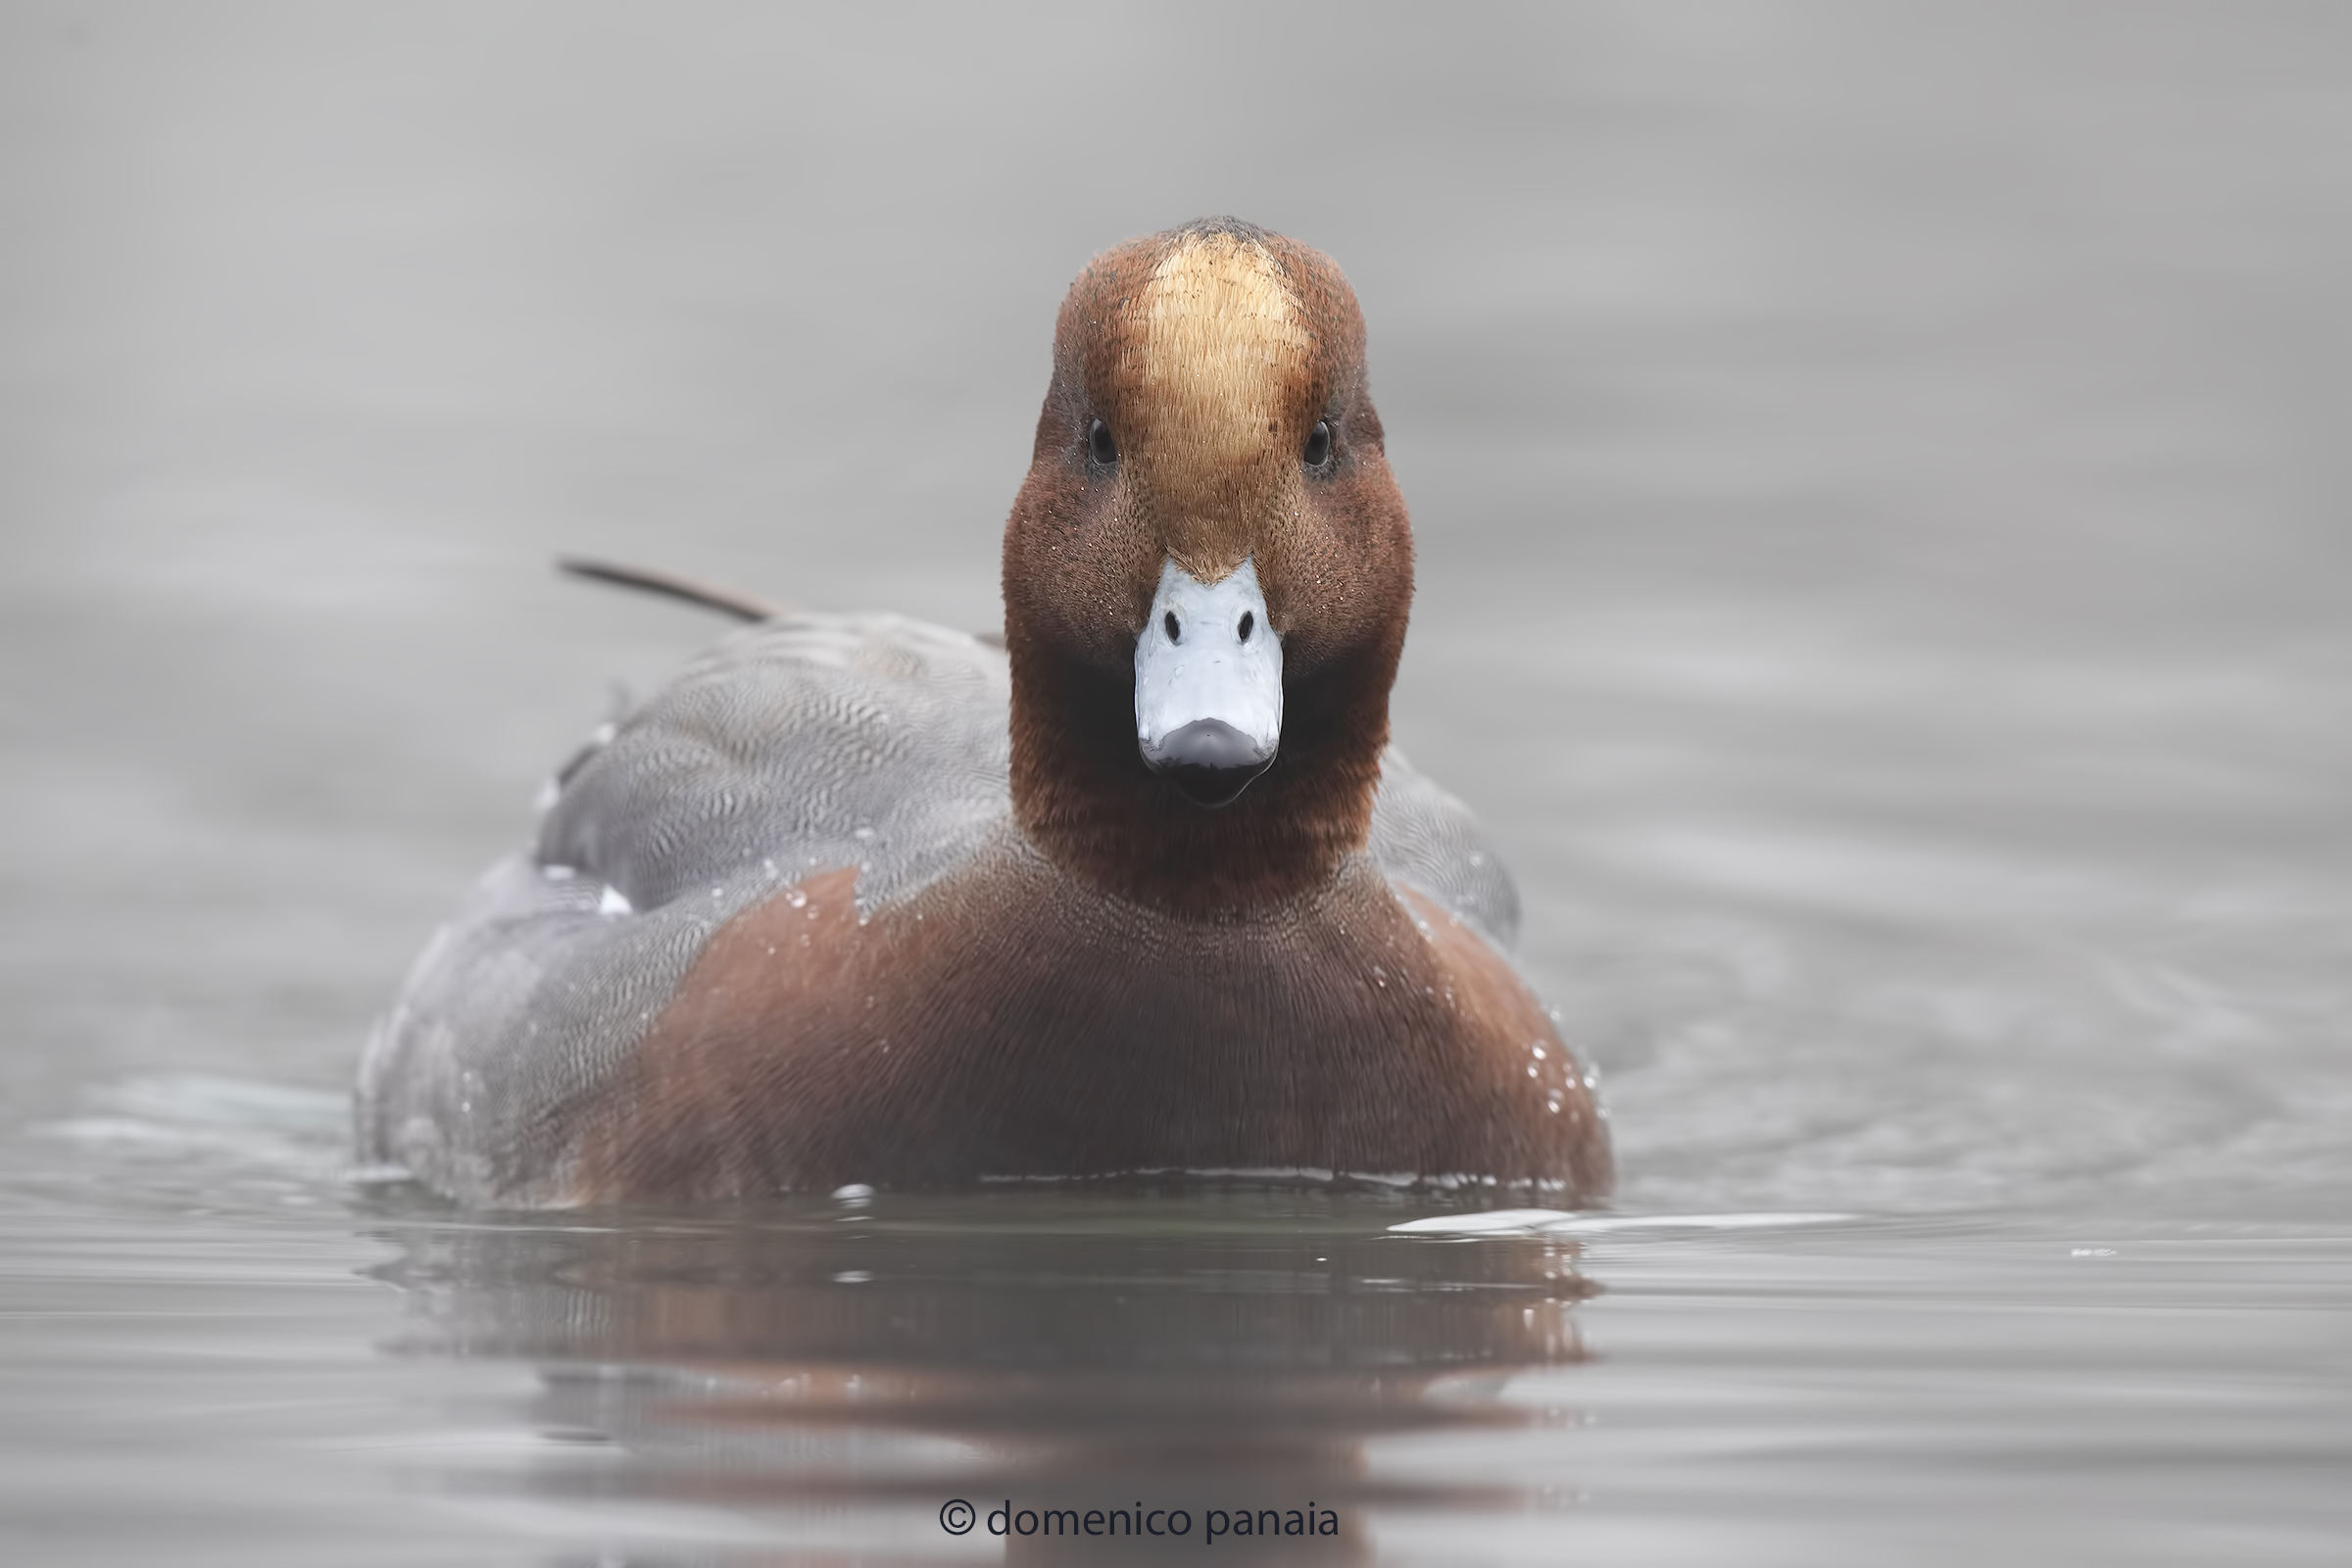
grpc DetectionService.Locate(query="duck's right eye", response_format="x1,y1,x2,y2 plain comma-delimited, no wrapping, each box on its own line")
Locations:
1089,417,1118,466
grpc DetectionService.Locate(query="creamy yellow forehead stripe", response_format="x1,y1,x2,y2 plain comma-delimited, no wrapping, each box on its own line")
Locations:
1127,233,1315,581
1137,233,1311,449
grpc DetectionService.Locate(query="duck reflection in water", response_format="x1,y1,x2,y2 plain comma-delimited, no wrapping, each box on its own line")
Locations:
368,1191,1592,1564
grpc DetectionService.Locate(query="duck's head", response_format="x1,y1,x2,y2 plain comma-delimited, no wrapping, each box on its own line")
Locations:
1004,219,1412,908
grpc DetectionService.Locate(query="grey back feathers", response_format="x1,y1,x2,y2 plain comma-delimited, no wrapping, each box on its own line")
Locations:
541,614,1011,914
356,612,1522,1203
1367,747,1523,952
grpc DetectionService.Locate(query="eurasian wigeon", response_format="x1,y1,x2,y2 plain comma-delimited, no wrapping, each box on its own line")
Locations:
356,218,1612,1206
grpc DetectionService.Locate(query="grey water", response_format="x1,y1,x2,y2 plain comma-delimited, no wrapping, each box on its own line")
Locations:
3,3,2349,1563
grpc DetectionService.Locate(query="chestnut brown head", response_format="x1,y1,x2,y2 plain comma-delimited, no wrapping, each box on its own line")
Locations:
1003,220,1414,907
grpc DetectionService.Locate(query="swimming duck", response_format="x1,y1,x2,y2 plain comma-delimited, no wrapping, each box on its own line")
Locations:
356,218,1612,1206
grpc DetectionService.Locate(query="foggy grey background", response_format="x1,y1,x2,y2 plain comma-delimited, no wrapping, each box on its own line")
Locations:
8,1,2347,1196
5,5,2352,1564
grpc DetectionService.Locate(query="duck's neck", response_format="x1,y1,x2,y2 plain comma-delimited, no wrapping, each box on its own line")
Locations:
1006,638,1396,916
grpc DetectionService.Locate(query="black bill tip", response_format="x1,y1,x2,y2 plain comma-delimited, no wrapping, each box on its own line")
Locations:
1141,718,1277,808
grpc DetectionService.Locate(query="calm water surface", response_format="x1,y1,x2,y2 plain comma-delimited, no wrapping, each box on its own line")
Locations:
4,5,2349,1563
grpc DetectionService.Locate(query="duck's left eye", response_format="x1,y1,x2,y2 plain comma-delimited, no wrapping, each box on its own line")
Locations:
1089,417,1118,466
1302,420,1332,467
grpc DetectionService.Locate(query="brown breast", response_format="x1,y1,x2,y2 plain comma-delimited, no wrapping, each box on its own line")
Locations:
558,831,1609,1203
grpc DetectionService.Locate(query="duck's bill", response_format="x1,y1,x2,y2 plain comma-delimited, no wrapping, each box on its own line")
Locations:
1134,557,1282,808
